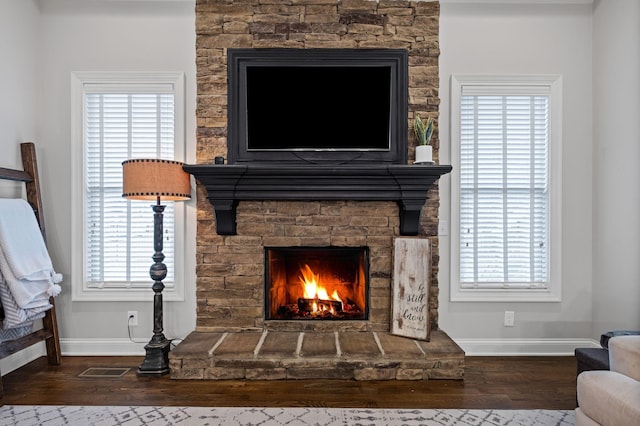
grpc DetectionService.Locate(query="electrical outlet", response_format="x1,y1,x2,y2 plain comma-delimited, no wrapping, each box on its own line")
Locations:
438,220,449,236
127,311,138,327
504,310,515,327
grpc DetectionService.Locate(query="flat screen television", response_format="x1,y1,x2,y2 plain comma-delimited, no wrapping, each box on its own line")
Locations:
227,48,408,164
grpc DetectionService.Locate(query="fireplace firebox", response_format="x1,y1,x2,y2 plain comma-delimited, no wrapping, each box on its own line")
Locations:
265,247,369,321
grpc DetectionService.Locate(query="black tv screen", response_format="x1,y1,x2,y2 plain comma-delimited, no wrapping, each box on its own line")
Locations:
227,48,408,164
246,66,390,151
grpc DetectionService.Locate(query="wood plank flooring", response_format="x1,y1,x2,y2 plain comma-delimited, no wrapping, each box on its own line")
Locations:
0,355,577,409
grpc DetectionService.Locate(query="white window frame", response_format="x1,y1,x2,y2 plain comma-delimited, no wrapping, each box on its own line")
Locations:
70,71,186,301
450,74,562,302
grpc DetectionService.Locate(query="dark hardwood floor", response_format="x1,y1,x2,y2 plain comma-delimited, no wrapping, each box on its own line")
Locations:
1,355,577,409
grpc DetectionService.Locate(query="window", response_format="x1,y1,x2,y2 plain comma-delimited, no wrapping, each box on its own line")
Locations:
71,72,186,301
450,75,562,302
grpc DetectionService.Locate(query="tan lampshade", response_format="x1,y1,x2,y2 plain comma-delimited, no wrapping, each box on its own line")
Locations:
122,159,191,201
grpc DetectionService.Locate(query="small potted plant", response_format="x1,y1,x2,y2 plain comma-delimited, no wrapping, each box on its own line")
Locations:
414,113,434,164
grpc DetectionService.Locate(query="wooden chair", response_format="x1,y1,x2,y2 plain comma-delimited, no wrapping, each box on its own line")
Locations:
0,142,61,399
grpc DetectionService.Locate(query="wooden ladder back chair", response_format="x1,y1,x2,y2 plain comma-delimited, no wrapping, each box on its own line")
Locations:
0,142,61,399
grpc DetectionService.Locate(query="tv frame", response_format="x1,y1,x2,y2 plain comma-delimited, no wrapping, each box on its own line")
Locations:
227,48,408,165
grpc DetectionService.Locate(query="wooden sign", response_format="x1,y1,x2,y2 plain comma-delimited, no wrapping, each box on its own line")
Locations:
391,238,430,341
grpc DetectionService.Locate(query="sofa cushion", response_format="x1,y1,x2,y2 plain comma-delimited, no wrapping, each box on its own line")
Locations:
575,408,601,426
577,370,640,426
609,335,640,381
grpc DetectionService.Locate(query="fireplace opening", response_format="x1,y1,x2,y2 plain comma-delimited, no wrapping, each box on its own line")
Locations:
265,247,369,321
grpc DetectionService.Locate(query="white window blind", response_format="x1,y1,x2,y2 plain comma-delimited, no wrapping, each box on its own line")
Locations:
84,89,176,287
450,75,562,302
460,89,549,286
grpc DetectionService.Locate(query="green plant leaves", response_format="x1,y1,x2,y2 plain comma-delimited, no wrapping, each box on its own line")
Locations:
414,114,434,146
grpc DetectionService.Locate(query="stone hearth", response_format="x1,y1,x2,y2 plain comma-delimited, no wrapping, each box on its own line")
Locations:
170,330,464,380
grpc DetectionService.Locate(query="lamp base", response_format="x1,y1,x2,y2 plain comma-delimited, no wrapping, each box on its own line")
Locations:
137,336,171,376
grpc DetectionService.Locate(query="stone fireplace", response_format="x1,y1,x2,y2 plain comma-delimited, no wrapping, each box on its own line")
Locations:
169,0,465,381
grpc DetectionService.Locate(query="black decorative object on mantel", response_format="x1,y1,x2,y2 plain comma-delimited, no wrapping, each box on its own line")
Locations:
183,163,451,236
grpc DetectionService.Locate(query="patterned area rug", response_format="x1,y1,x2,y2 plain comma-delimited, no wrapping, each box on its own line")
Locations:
0,406,575,425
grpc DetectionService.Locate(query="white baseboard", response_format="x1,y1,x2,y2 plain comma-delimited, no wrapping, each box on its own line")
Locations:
60,338,147,356
2,337,601,377
0,338,146,377
455,338,601,356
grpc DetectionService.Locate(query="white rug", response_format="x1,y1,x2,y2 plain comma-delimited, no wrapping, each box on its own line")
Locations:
0,406,575,426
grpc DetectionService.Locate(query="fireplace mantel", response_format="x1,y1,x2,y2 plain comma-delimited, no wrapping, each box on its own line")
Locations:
183,163,452,235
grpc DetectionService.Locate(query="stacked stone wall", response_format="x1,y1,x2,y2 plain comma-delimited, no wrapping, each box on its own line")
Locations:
195,0,441,332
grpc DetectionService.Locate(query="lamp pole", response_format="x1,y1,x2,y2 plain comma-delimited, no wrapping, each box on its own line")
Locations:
137,197,171,376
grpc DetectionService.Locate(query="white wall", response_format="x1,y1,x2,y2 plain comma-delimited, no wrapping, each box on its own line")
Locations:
0,0,47,373
592,0,640,334
1,0,198,370
0,0,40,178
439,1,596,353
39,0,198,352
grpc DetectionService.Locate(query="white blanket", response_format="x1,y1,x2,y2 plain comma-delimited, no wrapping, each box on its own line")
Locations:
0,199,62,283
0,277,48,331
0,199,61,331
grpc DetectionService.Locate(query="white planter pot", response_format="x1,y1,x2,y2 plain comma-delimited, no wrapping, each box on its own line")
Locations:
415,145,433,164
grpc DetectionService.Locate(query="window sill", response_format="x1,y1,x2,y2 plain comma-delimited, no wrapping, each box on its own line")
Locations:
450,287,561,303
71,284,184,302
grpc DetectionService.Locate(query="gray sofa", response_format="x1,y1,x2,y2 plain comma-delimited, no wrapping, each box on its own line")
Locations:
576,335,640,425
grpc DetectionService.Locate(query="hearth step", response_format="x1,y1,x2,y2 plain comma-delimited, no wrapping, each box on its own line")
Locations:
169,330,464,381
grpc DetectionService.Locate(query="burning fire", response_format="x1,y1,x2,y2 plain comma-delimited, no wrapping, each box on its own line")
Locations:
299,264,342,314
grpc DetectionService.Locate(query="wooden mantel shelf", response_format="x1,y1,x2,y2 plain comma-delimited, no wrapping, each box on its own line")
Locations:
183,163,452,236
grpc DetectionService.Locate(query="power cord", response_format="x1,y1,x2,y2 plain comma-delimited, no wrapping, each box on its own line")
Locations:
127,314,184,349
170,338,183,350
127,314,148,344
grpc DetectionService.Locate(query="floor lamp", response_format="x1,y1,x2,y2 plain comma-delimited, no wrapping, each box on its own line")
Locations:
122,159,191,376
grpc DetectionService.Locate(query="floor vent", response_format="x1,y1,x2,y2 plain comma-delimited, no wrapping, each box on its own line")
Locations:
78,367,131,378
